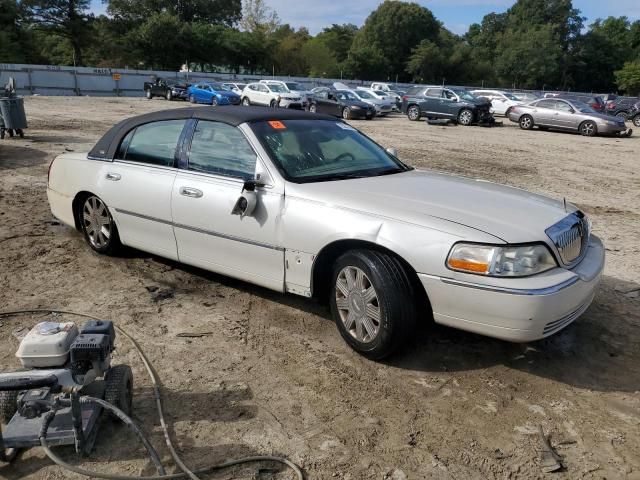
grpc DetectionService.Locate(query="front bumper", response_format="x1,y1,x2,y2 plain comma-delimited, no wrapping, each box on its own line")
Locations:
597,122,628,134
419,235,605,342
350,108,375,119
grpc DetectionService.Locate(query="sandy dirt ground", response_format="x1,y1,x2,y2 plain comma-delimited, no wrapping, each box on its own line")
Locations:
0,97,639,480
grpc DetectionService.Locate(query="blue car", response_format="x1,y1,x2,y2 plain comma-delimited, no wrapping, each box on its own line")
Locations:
187,82,241,106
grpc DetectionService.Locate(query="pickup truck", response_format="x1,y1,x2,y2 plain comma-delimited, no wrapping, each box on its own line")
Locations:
143,78,189,101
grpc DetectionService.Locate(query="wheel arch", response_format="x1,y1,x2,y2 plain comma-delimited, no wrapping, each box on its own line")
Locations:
71,191,95,231
310,238,432,319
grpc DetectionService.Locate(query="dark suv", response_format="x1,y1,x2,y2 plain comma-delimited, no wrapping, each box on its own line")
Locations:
600,95,640,120
401,86,493,125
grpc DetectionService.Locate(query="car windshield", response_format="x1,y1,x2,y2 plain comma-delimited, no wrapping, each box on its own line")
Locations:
268,84,287,93
285,82,304,91
452,89,477,101
572,101,596,113
336,91,358,101
356,90,374,99
251,120,410,183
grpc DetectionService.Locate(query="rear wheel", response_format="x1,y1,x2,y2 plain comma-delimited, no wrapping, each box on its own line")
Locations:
519,114,534,130
0,390,19,423
342,107,351,120
79,195,122,255
579,120,597,137
242,97,250,106
633,115,640,128
457,109,473,126
166,90,172,101
104,365,133,418
211,96,218,106
330,250,417,360
189,95,195,104
270,99,278,108
407,105,420,121
146,90,152,100
616,111,628,121
309,103,317,113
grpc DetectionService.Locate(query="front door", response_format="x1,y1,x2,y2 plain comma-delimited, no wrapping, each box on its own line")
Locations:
99,119,185,260
171,120,284,291
553,100,579,130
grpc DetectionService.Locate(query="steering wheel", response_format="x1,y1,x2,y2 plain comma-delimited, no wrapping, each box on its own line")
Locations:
333,152,355,163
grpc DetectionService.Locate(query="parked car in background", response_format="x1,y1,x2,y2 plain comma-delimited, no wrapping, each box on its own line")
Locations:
260,80,312,109
470,89,523,116
47,107,605,359
402,86,493,125
144,78,189,101
600,95,639,120
187,82,241,105
242,82,304,108
309,90,375,120
222,82,247,95
371,82,400,93
512,92,541,103
507,98,632,137
555,94,605,113
334,82,393,117
628,101,640,127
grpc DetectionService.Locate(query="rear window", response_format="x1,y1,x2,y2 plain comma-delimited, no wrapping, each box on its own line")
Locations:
117,120,185,167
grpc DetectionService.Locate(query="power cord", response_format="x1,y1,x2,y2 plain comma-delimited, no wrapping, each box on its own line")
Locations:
0,309,304,480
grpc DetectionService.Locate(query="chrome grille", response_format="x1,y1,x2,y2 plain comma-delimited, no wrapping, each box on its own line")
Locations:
545,211,590,266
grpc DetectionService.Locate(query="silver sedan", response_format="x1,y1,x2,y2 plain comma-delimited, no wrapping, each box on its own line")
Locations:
508,98,632,137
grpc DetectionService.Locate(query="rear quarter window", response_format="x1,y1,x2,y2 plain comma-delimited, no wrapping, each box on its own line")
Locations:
116,120,185,167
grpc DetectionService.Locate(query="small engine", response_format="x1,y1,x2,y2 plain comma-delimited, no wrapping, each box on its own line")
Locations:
70,321,115,380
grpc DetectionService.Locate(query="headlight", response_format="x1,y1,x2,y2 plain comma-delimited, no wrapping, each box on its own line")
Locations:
351,105,362,110
447,243,557,277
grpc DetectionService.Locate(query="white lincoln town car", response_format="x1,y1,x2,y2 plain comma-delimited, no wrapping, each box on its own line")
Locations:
47,107,605,359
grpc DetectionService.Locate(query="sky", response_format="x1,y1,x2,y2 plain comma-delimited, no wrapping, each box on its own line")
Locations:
90,0,640,35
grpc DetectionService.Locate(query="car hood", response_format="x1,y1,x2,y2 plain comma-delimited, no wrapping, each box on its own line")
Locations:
292,170,574,243
216,90,240,98
342,99,373,108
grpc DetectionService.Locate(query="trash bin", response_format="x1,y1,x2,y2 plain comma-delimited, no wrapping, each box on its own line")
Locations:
0,97,28,130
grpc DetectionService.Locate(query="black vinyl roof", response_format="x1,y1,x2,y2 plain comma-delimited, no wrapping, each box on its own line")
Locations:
89,106,336,161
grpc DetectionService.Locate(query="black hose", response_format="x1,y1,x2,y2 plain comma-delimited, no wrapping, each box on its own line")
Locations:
0,308,304,479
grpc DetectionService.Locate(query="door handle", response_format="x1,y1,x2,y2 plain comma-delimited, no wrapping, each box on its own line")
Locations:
105,173,121,181
179,186,203,198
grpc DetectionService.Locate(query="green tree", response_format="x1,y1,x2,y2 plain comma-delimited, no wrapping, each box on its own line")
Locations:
132,12,186,69
615,60,640,95
21,0,93,65
316,24,358,63
271,25,310,76
106,0,241,25
348,1,440,81
343,44,388,80
302,37,341,78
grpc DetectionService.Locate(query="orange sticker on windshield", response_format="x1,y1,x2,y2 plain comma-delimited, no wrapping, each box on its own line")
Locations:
268,120,286,129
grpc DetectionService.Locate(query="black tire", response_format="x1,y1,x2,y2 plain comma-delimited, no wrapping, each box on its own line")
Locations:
0,390,19,423
342,107,351,120
242,97,250,106
615,111,628,121
211,96,218,106
519,114,534,130
78,194,122,255
457,108,474,126
146,90,152,100
104,365,133,418
8,129,14,138
407,105,420,121
0,128,4,140
330,250,417,360
17,129,24,138
579,120,597,137
309,103,317,113
270,99,278,108
166,90,172,101
633,115,640,128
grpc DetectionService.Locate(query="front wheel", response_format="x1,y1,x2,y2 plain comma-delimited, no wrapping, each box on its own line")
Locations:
407,105,420,121
616,111,628,121
579,120,597,137
242,97,250,106
146,90,152,100
166,90,172,101
633,115,640,128
189,95,195,104
309,103,317,113
79,195,122,255
342,107,351,120
211,96,218,106
457,109,473,126
330,250,417,360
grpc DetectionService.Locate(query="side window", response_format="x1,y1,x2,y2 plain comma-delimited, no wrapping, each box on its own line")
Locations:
555,101,573,112
425,88,443,98
188,121,257,180
119,120,185,167
536,99,556,109
443,90,456,100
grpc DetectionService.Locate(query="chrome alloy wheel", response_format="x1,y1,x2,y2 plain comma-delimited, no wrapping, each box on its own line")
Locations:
82,196,112,249
580,121,595,136
335,266,381,343
520,116,533,129
458,109,473,125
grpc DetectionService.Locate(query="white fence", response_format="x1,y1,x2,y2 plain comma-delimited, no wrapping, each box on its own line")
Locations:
0,63,389,97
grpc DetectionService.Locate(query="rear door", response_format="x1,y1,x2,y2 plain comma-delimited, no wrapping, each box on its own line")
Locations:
422,88,443,117
530,99,556,126
99,119,186,260
171,120,284,291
